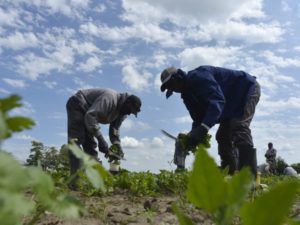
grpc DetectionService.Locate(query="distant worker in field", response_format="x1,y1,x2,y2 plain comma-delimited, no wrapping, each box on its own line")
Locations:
160,66,260,176
265,142,277,174
66,88,142,188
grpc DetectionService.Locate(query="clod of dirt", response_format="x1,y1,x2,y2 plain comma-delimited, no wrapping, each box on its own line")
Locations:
165,206,173,213
123,207,132,215
144,200,152,210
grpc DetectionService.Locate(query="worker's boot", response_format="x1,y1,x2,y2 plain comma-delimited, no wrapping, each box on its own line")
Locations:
219,147,238,175
238,145,257,178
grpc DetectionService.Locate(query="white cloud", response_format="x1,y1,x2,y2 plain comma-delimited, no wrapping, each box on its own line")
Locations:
175,115,192,124
71,40,100,55
193,21,284,44
80,22,184,47
48,112,65,119
93,3,106,13
11,101,35,116
295,46,300,52
121,136,144,148
78,56,102,72
122,119,151,131
179,46,242,69
281,0,292,12
2,78,26,88
0,32,39,50
118,0,282,46
122,0,264,26
14,134,34,141
262,51,300,68
121,65,152,92
150,137,164,148
44,81,57,89
10,0,91,18
16,46,74,80
0,88,10,94
57,132,67,138
73,77,94,89
252,119,300,164
154,72,162,91
0,7,24,27
262,97,300,111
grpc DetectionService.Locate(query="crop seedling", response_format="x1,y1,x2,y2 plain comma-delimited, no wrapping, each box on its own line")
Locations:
0,95,107,225
173,137,300,225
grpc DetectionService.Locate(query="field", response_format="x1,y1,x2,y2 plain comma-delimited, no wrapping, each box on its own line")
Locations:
27,170,300,225
1,95,300,225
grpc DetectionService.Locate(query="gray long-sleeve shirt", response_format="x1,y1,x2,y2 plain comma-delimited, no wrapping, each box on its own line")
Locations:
76,88,128,144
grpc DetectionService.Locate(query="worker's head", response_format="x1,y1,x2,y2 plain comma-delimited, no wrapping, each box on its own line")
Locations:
268,142,273,148
121,95,142,117
160,67,185,98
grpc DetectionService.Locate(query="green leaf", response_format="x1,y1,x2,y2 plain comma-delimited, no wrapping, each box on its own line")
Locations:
63,141,108,190
227,168,252,206
221,168,252,224
172,204,195,225
0,191,34,225
0,111,8,140
241,180,300,225
6,116,35,132
85,165,106,191
27,167,55,196
287,219,300,225
187,148,227,213
0,151,30,191
0,95,22,113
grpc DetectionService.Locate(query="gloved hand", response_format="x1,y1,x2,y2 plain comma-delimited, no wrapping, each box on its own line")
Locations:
187,125,208,149
106,143,124,162
97,135,109,154
177,133,189,152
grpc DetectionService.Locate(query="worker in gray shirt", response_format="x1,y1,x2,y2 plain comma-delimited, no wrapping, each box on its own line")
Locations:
66,88,141,188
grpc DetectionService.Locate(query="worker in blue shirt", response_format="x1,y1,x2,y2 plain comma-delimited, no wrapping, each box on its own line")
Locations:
160,65,260,176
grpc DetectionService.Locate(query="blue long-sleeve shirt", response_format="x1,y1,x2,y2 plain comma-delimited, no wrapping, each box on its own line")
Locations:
181,66,256,129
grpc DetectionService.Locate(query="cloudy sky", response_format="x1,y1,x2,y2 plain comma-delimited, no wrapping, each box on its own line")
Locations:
1,0,300,172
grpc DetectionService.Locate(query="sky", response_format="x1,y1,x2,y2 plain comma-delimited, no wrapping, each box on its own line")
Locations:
1,0,300,172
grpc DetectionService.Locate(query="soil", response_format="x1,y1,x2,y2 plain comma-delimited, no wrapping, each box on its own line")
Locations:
34,191,213,225
30,191,300,225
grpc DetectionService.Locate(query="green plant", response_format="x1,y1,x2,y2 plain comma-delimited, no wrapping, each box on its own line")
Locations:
0,94,107,225
276,157,289,174
291,163,300,173
0,94,35,142
0,95,85,224
173,140,300,225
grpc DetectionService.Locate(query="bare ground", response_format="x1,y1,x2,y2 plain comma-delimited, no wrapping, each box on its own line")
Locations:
34,191,213,225
29,192,300,225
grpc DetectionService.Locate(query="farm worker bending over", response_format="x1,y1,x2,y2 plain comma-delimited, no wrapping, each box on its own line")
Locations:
66,88,142,188
160,66,260,177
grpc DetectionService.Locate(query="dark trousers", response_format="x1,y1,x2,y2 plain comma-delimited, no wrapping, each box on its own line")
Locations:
216,82,261,173
66,96,97,176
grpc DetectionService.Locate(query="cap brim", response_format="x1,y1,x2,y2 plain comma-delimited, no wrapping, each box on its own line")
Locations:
166,89,173,98
160,83,168,92
160,73,173,92
133,112,138,117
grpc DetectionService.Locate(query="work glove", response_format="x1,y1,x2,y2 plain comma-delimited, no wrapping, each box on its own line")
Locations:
106,143,124,162
96,135,109,155
187,125,208,149
176,133,190,152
